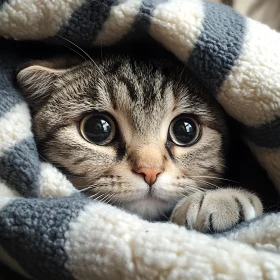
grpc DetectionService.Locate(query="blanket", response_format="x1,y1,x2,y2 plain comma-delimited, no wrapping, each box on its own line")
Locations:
1,0,280,279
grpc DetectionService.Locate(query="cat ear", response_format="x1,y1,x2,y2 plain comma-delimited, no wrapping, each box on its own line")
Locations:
17,63,65,107
17,57,81,107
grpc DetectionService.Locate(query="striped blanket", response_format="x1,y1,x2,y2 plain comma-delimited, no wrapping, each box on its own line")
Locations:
1,0,280,279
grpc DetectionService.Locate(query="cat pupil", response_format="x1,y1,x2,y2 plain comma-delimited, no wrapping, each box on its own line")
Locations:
88,118,110,141
170,117,199,146
81,115,113,144
174,121,195,142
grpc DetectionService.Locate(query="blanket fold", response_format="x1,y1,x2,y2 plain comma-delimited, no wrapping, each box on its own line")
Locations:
0,0,280,279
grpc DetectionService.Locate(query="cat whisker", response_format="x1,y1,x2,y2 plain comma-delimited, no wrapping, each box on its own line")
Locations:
99,194,111,203
76,184,95,189
64,45,88,62
179,185,206,193
39,153,62,167
192,186,206,192
104,194,114,204
188,175,240,184
78,185,96,192
66,174,94,179
192,178,220,189
67,173,123,181
56,35,103,75
159,211,169,220
76,184,105,190
175,180,208,192
178,192,190,198
89,192,101,199
110,196,122,208
92,193,106,201
178,188,203,198
38,153,77,174
175,65,186,89
220,163,229,169
111,197,119,206
212,162,229,170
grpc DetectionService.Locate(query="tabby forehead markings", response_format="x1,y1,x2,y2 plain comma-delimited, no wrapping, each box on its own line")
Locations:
17,52,227,220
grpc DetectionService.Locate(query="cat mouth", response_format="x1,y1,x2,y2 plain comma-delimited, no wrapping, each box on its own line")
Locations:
123,192,167,205
119,193,174,220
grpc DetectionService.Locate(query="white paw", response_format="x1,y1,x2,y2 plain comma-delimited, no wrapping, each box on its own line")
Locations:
170,188,263,233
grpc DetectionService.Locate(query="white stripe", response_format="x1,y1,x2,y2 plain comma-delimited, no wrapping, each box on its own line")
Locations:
218,19,280,126
0,103,32,157
0,0,86,39
94,0,142,46
0,197,17,210
39,162,77,198
64,202,138,279
225,213,280,254
0,182,20,198
64,201,280,279
0,182,18,209
150,0,204,61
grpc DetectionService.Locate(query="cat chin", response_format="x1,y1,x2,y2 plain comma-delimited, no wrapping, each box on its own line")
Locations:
120,197,175,221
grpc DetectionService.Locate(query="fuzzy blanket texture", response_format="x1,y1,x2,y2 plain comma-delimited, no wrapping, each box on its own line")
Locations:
0,0,280,279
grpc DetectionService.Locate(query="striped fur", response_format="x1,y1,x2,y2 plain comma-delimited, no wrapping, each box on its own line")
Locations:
17,52,262,226
17,52,228,220
0,0,280,278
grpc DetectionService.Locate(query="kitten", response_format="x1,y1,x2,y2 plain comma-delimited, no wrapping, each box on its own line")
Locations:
17,50,263,233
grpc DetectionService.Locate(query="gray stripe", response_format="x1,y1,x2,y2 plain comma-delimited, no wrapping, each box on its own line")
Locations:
186,2,245,95
0,195,89,280
242,118,280,148
58,0,117,46
119,0,168,43
136,0,168,30
0,50,24,117
0,90,23,118
0,137,40,197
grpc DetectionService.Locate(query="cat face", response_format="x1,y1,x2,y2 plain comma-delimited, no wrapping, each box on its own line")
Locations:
17,53,227,220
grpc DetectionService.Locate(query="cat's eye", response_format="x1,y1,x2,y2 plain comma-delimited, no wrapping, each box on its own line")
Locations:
169,116,201,146
80,114,115,145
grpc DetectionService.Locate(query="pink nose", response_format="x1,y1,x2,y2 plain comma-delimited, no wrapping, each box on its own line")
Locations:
134,167,163,185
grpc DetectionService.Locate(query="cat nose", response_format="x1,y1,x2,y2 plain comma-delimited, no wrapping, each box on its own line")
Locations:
134,167,163,185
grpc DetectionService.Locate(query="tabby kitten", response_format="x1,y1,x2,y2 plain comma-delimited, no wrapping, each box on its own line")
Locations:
17,51,263,233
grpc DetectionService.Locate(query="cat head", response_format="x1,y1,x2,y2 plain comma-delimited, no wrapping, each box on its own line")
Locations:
17,52,227,220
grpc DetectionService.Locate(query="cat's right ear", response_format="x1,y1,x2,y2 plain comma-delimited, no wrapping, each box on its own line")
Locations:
16,61,67,107
17,56,82,108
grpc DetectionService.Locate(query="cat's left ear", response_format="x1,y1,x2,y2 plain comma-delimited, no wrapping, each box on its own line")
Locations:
17,57,81,108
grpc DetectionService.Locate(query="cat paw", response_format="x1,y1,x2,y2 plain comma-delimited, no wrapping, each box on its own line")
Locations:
170,188,263,233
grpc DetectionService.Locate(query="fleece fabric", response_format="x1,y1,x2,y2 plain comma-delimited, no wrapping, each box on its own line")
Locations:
0,0,280,279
